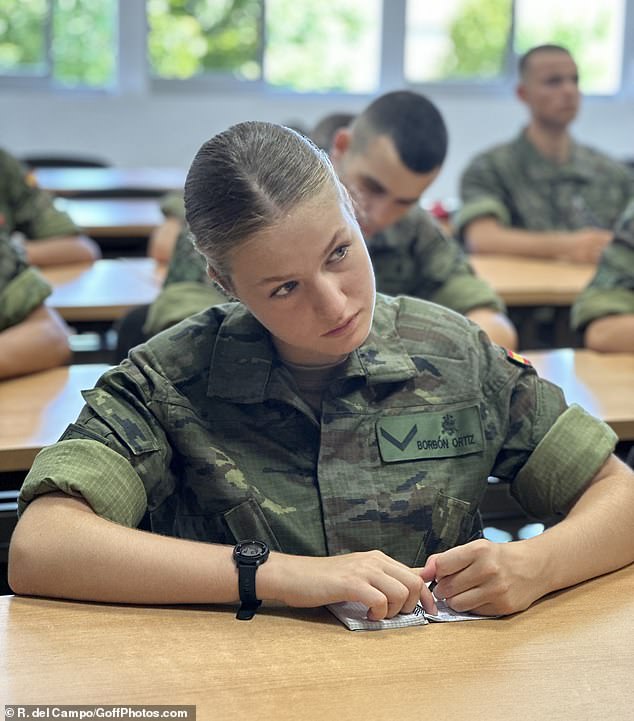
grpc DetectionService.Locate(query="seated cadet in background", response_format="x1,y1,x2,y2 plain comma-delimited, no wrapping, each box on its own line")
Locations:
455,45,633,263
310,112,355,151
571,199,634,352
0,231,71,379
145,91,517,349
146,192,186,264
0,148,101,267
9,121,634,618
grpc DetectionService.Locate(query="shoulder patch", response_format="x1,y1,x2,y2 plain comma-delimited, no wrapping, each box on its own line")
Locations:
503,348,532,367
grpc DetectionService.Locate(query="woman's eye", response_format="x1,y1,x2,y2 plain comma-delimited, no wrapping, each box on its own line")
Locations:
271,281,298,298
330,244,350,263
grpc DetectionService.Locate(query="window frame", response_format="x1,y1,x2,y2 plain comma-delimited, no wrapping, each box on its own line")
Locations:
0,0,632,98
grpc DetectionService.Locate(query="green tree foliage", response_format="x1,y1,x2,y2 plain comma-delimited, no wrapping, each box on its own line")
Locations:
0,0,115,87
439,0,512,79
53,0,116,87
265,0,373,92
0,0,46,73
147,0,261,79
515,8,613,92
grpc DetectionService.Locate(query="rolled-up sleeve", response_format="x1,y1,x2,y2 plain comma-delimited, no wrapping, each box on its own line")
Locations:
512,404,616,517
18,439,147,527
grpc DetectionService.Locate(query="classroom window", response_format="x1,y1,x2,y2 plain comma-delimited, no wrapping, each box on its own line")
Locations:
0,0,117,89
405,0,513,84
148,0,380,92
405,0,626,94
514,0,625,95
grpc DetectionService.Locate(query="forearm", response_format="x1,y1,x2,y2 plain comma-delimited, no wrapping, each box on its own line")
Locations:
147,217,182,263
584,315,634,352
10,493,436,617
0,307,71,379
9,494,240,604
465,308,518,349
525,455,634,598
25,235,101,266
465,218,566,259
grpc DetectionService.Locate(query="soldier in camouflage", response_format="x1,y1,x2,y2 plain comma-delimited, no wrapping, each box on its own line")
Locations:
10,121,634,621
0,230,70,378
571,199,634,351
144,92,517,348
0,148,101,266
455,45,633,263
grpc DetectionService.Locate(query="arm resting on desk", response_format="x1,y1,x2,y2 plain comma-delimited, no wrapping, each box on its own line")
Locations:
464,217,612,264
465,308,518,349
423,454,634,616
25,234,101,266
0,305,71,379
8,493,436,619
584,315,634,352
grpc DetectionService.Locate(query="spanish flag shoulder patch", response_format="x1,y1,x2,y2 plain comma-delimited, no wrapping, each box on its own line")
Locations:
503,348,532,367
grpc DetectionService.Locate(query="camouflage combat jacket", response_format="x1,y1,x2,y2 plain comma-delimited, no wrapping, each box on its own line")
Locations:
0,149,80,240
145,204,505,336
19,294,615,565
455,130,633,237
0,232,52,331
571,199,634,331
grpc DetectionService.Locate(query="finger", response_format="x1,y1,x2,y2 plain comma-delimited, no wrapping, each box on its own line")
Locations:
379,564,425,614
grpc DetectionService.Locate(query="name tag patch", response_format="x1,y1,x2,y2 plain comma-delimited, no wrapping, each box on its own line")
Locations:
376,406,484,462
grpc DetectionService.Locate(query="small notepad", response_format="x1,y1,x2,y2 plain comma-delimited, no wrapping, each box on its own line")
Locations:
327,599,498,631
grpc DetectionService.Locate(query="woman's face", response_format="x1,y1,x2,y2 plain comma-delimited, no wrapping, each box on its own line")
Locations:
227,187,376,366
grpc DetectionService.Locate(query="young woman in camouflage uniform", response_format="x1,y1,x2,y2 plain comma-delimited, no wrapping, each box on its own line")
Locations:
9,122,634,621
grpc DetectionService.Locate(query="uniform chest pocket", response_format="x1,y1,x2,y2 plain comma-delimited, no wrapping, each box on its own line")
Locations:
411,490,477,566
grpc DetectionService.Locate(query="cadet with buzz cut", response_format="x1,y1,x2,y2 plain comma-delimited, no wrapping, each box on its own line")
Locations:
0,148,101,266
0,231,71,378
455,44,633,263
10,121,634,622
144,91,516,349
571,199,634,352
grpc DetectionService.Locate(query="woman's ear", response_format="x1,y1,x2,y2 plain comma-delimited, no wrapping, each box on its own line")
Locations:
207,265,236,299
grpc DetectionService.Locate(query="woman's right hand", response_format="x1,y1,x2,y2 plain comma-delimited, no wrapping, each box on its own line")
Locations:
258,550,437,620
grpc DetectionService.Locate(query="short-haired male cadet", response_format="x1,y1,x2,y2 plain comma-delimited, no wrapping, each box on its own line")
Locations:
455,45,633,264
0,148,101,267
144,91,517,350
571,199,634,352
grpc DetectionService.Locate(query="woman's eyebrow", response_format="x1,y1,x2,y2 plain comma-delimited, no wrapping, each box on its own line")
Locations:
257,228,347,285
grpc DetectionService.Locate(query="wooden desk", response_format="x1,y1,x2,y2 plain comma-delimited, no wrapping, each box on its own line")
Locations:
43,258,164,322
35,166,186,197
54,198,164,237
1,565,632,717
470,255,595,306
528,349,634,440
0,365,109,472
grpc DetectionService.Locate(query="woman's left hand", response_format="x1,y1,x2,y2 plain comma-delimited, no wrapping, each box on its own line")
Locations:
421,538,548,616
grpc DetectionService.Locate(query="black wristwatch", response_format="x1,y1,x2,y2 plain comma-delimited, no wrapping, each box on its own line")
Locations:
233,539,270,621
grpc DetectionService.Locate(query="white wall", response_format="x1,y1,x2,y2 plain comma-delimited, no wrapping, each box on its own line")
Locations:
3,89,633,201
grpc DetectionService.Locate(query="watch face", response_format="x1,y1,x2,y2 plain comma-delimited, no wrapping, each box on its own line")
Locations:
235,540,269,561
241,542,264,557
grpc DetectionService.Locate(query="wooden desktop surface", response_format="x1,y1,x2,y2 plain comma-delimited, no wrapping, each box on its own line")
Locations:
1,564,633,718
35,166,186,197
527,349,634,440
55,198,164,237
470,255,595,306
43,258,165,322
0,365,109,472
